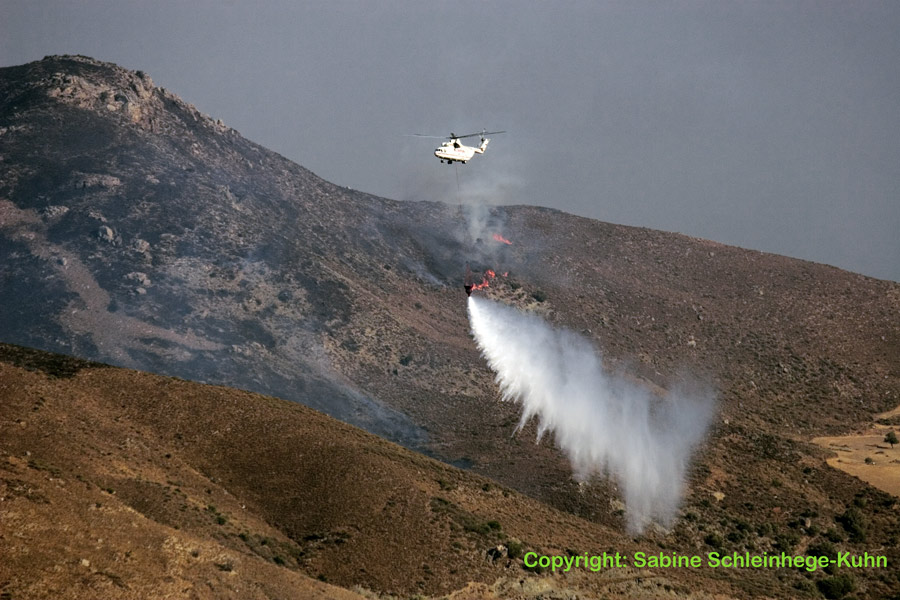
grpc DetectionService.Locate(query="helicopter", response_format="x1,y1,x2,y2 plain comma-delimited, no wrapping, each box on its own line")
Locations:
411,129,505,164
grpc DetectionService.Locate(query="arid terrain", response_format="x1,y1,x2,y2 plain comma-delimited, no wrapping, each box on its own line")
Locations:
1,56,899,598
814,404,900,498
1,342,734,599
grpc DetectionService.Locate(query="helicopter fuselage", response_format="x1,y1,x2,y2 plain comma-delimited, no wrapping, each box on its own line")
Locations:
435,137,490,164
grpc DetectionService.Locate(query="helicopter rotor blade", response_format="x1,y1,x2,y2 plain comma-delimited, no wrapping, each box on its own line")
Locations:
406,130,506,140
454,129,506,140
405,134,448,139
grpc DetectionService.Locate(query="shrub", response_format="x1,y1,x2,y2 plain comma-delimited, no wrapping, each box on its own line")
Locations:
824,528,844,543
437,479,456,491
464,522,491,535
506,539,524,559
837,507,867,542
773,532,800,553
816,574,855,599
806,540,836,559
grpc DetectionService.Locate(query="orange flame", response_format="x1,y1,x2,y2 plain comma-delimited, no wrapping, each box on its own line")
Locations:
470,269,497,292
492,233,513,245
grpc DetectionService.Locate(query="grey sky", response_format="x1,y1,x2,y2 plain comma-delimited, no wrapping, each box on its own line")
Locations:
3,1,898,281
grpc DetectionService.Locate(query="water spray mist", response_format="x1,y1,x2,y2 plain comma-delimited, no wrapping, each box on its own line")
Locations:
467,296,713,533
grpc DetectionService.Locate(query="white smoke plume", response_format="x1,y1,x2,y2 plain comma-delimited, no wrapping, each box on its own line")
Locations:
457,168,521,245
467,296,714,533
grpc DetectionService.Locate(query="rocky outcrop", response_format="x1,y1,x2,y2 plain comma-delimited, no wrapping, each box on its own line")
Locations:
97,225,115,243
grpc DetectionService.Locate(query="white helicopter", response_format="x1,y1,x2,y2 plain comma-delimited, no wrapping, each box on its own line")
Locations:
411,129,506,164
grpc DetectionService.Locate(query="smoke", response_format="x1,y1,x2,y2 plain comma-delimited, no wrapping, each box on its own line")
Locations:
399,144,521,247
467,296,714,533
457,168,521,244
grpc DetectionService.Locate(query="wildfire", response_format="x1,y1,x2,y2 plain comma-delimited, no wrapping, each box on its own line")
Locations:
465,264,508,296
492,233,513,245
471,269,496,292
469,269,510,293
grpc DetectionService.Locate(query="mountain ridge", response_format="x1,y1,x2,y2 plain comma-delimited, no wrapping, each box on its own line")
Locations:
1,55,899,598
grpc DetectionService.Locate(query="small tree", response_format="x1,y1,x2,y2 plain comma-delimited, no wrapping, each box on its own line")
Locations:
885,430,898,449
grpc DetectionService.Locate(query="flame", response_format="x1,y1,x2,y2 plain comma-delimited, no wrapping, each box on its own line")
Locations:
471,269,497,292
492,233,513,245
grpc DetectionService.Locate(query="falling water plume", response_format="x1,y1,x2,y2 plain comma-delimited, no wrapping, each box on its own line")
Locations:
467,296,714,533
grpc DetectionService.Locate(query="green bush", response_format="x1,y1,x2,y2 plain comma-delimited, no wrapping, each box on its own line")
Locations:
464,522,491,535
773,532,800,553
726,530,743,543
824,528,844,543
816,574,855,599
837,507,867,542
806,540,836,559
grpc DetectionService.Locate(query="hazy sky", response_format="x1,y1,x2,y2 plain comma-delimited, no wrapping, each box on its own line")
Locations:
3,1,898,281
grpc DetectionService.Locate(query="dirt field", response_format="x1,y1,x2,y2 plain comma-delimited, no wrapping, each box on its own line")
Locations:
813,405,900,498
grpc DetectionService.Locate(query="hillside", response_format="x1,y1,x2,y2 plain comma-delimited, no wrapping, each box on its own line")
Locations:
1,342,741,599
1,55,899,598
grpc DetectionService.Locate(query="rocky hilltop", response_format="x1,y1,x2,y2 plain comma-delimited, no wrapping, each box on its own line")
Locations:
1,56,900,598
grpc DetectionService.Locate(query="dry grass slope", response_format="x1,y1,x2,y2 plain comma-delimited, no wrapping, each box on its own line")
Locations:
1,343,746,599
